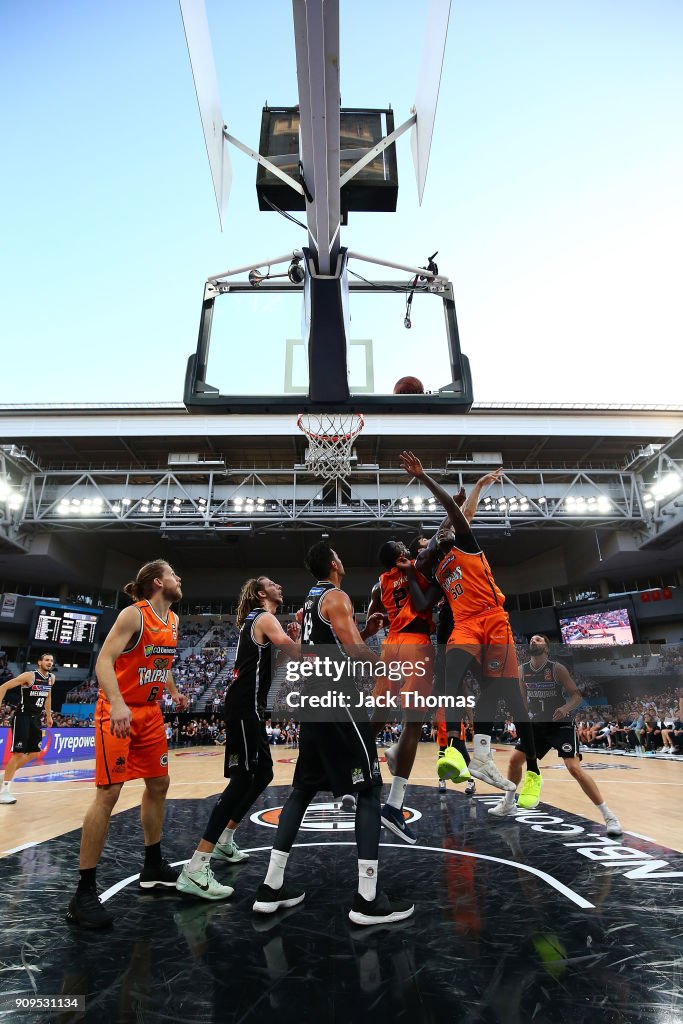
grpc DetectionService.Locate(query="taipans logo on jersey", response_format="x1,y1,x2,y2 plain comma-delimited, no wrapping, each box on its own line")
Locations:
544,669,553,681
144,645,176,657
171,618,177,640
138,657,171,685
441,565,463,584
251,802,422,832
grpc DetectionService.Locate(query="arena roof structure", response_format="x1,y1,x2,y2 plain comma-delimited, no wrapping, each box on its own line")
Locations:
1,403,682,600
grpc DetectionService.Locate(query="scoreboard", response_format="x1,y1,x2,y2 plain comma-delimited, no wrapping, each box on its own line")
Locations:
33,607,99,647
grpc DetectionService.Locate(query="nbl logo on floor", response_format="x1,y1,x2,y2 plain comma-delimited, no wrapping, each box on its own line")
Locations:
251,801,422,832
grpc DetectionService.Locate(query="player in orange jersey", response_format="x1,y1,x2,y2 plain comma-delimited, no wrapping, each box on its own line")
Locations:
400,452,538,794
365,539,434,842
66,559,187,929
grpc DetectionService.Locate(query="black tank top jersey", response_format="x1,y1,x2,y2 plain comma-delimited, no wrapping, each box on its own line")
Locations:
225,609,272,718
521,659,566,718
20,671,52,716
302,582,342,649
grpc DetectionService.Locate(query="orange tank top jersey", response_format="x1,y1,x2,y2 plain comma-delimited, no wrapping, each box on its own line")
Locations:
435,545,505,622
103,601,178,706
380,563,431,634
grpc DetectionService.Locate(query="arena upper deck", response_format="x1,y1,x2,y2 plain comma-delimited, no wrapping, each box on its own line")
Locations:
1,403,682,599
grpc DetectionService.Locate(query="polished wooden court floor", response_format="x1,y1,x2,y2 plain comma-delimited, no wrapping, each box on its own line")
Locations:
3,742,682,856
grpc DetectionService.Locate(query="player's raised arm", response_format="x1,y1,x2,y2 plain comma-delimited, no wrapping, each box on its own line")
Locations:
462,469,504,524
400,451,470,535
0,670,33,705
95,605,144,737
322,589,379,662
367,581,386,620
256,612,301,658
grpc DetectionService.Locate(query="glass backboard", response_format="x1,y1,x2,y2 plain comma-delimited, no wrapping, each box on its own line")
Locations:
184,277,472,413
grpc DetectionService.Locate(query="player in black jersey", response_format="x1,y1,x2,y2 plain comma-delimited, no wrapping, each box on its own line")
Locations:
177,576,300,900
254,541,415,927
488,635,623,835
0,653,54,804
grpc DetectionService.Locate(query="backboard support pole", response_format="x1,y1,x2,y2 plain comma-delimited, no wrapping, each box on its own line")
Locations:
292,0,341,274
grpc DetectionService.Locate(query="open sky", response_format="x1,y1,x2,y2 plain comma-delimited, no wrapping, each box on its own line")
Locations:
1,0,681,406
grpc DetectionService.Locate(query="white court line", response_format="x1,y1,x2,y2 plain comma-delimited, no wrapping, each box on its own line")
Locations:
2,841,37,856
624,830,660,844
99,841,594,910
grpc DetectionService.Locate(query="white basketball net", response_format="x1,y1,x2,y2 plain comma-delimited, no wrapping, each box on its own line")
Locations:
297,412,365,479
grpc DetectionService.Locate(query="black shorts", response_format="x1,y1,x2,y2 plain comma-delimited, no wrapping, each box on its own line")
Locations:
293,714,382,797
11,713,43,754
516,723,578,760
223,717,273,777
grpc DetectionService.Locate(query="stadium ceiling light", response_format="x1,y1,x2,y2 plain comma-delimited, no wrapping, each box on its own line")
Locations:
0,480,11,500
8,493,23,510
537,495,547,505
112,503,121,513
652,472,681,501
597,495,611,512
122,497,132,507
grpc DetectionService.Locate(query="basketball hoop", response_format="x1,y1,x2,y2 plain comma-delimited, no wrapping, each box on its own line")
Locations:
297,412,365,479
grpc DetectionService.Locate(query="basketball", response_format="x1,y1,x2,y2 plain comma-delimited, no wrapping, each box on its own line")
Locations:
393,375,425,394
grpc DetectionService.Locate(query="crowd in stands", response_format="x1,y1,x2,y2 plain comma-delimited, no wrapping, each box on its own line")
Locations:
164,715,226,747
265,720,300,747
170,649,231,708
575,683,682,754
177,622,206,649
65,680,99,703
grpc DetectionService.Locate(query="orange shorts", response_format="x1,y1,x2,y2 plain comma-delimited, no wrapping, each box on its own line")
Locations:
372,631,434,709
94,698,168,787
446,607,517,679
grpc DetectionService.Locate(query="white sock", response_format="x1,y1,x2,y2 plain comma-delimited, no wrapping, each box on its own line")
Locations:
265,849,289,889
597,802,612,820
473,734,491,757
188,849,212,872
502,788,516,807
358,859,378,901
1,780,10,790
218,826,235,846
387,776,408,810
